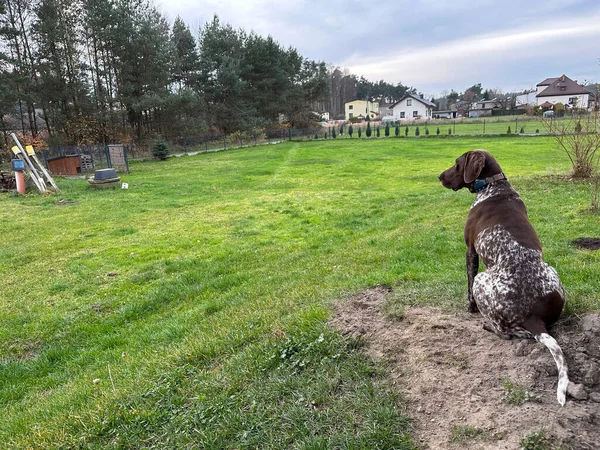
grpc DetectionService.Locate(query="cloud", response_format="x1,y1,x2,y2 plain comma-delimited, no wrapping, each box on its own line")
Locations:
157,0,600,93
342,14,600,92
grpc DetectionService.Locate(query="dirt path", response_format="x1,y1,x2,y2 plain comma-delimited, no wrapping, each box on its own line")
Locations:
330,286,600,449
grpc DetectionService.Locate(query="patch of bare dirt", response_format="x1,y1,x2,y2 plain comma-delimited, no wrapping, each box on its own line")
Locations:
330,286,600,450
572,238,600,251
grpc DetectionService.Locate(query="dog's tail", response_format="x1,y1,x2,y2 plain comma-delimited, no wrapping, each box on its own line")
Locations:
534,332,568,406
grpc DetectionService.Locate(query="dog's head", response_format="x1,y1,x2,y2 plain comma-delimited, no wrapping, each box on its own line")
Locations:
438,150,502,192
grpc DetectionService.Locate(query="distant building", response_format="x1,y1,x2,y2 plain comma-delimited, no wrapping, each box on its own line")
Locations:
378,103,393,118
313,111,330,121
468,99,502,118
515,90,537,107
345,100,379,120
535,75,590,108
432,110,457,119
389,94,435,120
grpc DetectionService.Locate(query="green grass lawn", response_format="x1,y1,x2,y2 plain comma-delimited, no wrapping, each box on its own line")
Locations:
1,136,598,448
328,117,553,139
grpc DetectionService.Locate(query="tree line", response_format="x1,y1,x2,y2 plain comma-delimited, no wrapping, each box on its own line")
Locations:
0,0,334,146
0,0,421,147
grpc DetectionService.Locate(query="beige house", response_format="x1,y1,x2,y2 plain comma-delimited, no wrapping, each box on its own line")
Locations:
345,100,379,120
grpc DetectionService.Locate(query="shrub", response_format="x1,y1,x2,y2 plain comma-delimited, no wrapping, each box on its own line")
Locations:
339,124,344,135
323,132,327,139
349,125,353,138
405,126,408,136
448,128,452,135
366,122,372,137
415,126,420,137
385,122,390,136
152,139,169,160
437,127,440,135
425,128,429,136
536,129,539,133
507,126,511,134
314,133,318,140
520,127,525,133
358,127,362,138
332,128,336,139
376,127,380,137
395,125,400,136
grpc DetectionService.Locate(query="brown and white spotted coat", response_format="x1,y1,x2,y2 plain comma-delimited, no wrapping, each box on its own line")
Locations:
438,150,569,405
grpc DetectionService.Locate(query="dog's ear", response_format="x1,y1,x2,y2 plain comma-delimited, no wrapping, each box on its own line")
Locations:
463,151,486,183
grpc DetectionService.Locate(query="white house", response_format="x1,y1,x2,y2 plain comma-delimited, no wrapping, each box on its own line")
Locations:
535,75,590,109
390,94,435,120
515,90,537,107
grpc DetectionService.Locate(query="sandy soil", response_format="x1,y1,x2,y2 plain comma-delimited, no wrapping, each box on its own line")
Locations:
330,286,600,450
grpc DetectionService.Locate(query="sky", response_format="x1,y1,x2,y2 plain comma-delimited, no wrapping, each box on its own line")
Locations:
159,0,600,97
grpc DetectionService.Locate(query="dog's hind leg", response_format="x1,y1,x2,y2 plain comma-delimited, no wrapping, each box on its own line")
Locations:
482,319,513,340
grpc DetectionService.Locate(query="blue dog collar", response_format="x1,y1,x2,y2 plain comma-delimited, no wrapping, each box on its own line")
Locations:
474,173,506,192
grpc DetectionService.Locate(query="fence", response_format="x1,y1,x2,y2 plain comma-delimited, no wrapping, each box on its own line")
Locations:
0,114,594,172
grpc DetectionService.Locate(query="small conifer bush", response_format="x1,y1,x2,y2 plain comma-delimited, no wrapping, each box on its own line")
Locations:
152,139,170,160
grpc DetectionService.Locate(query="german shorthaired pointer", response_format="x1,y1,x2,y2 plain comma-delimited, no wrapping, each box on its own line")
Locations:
438,150,569,405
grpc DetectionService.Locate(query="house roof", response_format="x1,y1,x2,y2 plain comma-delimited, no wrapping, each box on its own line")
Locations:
390,93,436,108
536,77,558,87
536,75,591,97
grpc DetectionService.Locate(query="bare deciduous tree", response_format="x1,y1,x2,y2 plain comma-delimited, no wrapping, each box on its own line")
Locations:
542,111,600,179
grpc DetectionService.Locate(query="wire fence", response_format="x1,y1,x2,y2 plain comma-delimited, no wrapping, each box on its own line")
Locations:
1,114,595,173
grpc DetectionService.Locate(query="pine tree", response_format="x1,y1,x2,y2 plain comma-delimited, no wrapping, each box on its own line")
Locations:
507,126,511,134
405,126,408,136
366,121,371,137
376,126,380,137
358,127,362,138
171,16,199,90
448,128,452,135
349,124,353,138
425,128,429,136
436,127,440,135
415,126,420,136
332,127,336,139
395,124,399,136
385,122,390,136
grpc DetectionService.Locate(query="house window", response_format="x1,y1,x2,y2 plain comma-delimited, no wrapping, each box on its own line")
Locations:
400,112,405,118
348,105,353,110
568,97,576,104
413,111,418,117
349,113,353,118
407,99,412,106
